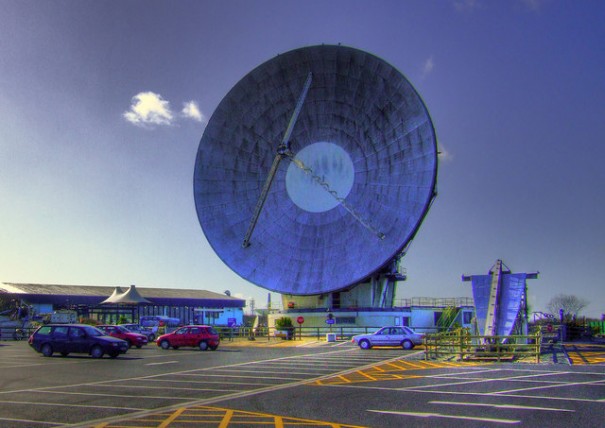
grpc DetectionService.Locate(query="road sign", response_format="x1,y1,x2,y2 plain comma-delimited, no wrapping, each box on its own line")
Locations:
297,316,305,324
325,319,335,325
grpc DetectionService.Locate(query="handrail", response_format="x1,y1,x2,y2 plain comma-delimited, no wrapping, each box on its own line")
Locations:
423,329,542,362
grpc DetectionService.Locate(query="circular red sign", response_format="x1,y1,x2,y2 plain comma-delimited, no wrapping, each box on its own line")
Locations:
297,316,305,324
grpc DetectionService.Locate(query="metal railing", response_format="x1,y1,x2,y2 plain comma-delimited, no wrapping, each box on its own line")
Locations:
424,329,542,362
394,297,474,308
216,326,384,341
0,326,35,341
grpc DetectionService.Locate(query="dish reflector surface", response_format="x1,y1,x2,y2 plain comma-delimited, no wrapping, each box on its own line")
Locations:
194,45,437,295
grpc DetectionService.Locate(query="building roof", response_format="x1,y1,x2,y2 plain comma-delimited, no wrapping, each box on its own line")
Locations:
0,283,245,308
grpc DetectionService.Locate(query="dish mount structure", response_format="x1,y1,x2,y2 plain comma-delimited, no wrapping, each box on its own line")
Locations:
463,260,538,338
194,45,438,308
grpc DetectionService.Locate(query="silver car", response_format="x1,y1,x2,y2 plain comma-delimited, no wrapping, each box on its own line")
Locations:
352,326,424,350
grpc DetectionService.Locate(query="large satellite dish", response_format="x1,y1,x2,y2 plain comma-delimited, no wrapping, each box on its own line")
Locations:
194,45,437,296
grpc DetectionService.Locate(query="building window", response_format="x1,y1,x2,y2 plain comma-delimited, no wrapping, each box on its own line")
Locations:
433,311,442,325
463,311,473,324
332,292,341,309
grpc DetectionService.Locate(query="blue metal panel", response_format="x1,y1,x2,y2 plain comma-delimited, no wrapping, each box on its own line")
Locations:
470,273,527,337
470,276,491,336
497,274,526,336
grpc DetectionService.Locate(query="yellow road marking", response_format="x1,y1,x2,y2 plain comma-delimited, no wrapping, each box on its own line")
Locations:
565,344,605,365
219,409,234,428
95,405,367,427
158,407,186,428
312,359,483,386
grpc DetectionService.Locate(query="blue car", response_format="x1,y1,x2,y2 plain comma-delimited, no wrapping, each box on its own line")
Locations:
28,324,129,358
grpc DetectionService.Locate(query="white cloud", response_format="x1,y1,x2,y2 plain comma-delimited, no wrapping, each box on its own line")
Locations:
123,92,174,127
182,101,206,123
422,55,435,78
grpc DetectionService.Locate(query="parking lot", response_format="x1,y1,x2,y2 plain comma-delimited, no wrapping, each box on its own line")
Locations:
0,340,604,427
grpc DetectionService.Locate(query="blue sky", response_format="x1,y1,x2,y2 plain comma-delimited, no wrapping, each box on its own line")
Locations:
1,1,603,317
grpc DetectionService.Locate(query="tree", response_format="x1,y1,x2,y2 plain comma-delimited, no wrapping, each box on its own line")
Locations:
546,294,588,321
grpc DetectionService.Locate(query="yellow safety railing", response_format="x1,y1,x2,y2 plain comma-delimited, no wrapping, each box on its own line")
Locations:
424,329,542,363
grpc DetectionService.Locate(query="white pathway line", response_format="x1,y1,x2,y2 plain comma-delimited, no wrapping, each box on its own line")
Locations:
145,360,179,366
493,378,605,395
68,352,417,428
196,369,334,376
395,370,567,391
0,416,60,426
326,383,605,404
367,409,520,424
26,389,190,400
295,340,321,347
81,383,241,392
429,400,575,412
247,360,356,367
0,398,144,411
0,347,358,396
131,378,278,387
177,373,303,381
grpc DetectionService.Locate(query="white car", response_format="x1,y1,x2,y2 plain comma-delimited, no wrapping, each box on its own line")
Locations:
352,326,424,350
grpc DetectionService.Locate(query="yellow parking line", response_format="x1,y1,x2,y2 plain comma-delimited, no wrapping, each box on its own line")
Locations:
312,360,484,386
565,344,605,365
158,407,186,428
218,409,234,428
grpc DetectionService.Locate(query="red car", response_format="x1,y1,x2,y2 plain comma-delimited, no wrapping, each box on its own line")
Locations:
156,325,220,351
97,325,149,348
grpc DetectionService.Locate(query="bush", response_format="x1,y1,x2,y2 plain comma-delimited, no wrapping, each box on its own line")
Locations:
274,317,294,340
274,317,293,329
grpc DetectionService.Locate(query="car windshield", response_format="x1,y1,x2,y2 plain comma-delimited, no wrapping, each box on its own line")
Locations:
116,326,129,333
83,326,104,337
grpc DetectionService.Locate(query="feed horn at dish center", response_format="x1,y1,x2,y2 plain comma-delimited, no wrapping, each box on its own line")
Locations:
194,45,438,301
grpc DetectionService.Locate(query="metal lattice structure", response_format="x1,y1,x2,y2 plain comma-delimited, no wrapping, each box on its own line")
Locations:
194,45,438,295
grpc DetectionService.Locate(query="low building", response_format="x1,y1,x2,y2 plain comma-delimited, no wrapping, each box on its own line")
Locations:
271,296,476,334
0,282,245,326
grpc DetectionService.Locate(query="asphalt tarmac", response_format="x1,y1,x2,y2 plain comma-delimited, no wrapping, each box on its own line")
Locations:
0,338,603,427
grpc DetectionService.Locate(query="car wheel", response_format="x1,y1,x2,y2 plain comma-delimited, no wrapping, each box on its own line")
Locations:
126,340,132,349
41,343,53,357
402,340,414,350
108,351,119,358
160,340,170,350
148,334,155,341
136,345,143,349
61,352,69,357
359,339,372,350
91,345,104,359
199,341,208,351
209,345,218,351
